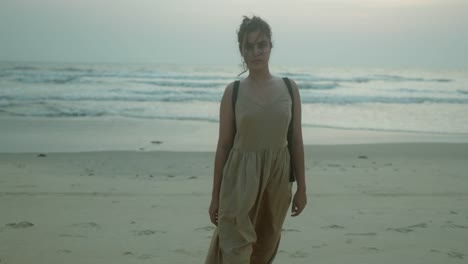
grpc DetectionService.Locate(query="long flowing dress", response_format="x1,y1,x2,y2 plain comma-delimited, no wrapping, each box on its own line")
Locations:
205,81,293,264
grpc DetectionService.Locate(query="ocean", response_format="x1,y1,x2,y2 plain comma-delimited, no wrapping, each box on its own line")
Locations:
1,61,468,135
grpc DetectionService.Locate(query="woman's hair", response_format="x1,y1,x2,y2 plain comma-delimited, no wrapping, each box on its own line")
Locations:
236,15,273,75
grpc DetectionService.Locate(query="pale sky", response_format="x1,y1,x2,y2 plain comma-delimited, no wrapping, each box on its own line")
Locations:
1,0,467,68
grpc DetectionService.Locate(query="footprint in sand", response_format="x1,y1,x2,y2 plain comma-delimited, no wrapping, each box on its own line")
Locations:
138,254,155,259
84,168,95,176
447,251,464,259
290,250,308,258
281,228,300,232
174,248,195,256
133,229,166,236
430,249,465,260
59,234,87,238
363,247,379,252
196,226,215,232
345,232,377,236
386,227,413,233
311,243,328,249
441,223,468,229
387,222,427,233
15,184,36,188
6,221,34,229
71,222,100,229
321,224,344,229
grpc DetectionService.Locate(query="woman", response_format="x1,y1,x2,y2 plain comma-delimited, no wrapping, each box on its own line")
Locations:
206,15,307,264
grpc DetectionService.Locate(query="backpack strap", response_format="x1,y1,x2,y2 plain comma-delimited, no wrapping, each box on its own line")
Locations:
232,80,240,134
282,77,296,182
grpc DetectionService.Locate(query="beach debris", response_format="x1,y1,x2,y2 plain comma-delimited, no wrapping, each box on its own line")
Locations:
37,153,47,157
6,221,34,228
358,155,368,159
151,140,163,144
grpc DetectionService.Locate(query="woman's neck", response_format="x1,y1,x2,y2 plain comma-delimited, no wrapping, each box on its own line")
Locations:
247,67,272,82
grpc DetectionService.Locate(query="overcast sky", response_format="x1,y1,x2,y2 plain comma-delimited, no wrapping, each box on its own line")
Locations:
1,0,467,68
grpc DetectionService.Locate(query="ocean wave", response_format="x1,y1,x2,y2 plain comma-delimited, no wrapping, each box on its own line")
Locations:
302,123,468,135
1,93,467,105
300,95,468,104
133,80,226,88
280,72,453,84
298,82,339,90
15,75,82,84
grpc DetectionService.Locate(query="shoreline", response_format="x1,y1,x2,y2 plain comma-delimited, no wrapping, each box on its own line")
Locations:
1,116,468,154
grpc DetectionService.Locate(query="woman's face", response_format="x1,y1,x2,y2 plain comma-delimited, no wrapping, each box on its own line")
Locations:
242,31,271,70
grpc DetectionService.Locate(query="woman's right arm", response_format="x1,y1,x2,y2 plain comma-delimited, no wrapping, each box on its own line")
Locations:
209,83,235,225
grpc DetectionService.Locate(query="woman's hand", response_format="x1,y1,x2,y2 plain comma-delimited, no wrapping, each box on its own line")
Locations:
209,197,219,226
291,189,307,217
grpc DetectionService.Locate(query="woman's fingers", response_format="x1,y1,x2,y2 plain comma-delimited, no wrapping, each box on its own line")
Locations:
291,202,304,216
210,211,218,226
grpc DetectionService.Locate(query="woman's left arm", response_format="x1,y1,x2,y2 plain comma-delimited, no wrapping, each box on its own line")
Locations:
290,79,307,217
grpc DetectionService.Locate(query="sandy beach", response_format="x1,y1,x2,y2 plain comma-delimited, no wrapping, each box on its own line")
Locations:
1,126,468,263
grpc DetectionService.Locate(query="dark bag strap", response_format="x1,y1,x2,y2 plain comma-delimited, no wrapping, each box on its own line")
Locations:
282,77,296,182
232,80,240,134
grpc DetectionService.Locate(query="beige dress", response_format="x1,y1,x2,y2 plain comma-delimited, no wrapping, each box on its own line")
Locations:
205,81,293,264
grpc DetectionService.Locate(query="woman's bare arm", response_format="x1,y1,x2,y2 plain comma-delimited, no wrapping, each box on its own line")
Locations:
211,82,236,200
209,82,235,225
289,79,307,216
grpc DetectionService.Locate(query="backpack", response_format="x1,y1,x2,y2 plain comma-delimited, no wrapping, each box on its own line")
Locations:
231,77,295,182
